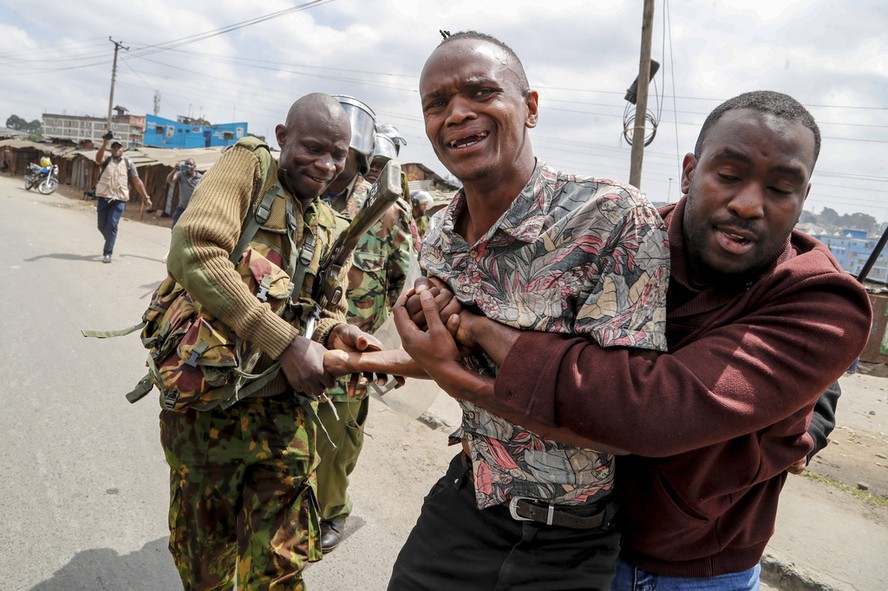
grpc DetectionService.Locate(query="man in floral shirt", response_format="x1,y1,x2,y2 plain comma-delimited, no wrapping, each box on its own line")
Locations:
385,31,670,590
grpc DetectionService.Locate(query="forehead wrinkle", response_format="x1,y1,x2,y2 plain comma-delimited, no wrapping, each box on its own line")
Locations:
711,147,808,182
710,147,751,164
422,39,519,90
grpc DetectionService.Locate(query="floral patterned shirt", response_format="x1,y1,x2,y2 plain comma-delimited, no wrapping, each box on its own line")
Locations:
421,161,669,509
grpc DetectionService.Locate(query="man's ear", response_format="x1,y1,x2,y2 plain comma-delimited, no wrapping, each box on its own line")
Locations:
680,153,696,194
275,124,287,149
525,90,539,128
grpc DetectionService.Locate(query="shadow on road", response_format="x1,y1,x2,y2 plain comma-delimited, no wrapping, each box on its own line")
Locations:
22,253,105,263
28,537,180,591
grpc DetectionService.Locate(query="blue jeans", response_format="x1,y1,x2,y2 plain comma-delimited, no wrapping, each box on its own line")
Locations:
96,198,126,256
171,205,186,228
612,558,760,591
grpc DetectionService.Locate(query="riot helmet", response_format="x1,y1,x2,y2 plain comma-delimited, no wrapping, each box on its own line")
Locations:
332,95,376,176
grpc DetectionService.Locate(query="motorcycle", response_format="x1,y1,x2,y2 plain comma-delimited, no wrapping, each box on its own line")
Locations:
24,161,60,195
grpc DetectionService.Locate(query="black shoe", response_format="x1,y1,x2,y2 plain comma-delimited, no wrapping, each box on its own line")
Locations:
320,519,345,554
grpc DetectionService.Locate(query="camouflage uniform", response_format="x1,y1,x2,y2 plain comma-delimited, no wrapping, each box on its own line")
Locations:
162,139,350,590
316,176,414,524
161,396,321,591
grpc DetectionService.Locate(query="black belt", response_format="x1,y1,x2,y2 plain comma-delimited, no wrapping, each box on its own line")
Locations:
508,496,618,530
460,452,617,530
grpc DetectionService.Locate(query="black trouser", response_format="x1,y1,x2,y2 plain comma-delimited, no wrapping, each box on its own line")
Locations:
388,453,620,591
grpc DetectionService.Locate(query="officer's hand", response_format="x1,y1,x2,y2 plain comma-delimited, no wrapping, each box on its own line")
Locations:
279,335,334,400
327,324,383,353
327,324,388,397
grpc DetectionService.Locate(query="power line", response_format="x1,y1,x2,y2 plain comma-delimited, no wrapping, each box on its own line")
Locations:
126,0,337,58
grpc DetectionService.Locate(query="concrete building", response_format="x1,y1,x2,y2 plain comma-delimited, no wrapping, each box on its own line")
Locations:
42,108,145,148
142,114,247,149
813,228,888,283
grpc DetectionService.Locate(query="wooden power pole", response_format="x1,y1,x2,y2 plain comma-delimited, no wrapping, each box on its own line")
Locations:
106,37,128,132
629,0,655,189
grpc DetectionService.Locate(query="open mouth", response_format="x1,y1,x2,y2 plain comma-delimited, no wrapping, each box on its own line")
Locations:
723,229,750,244
448,131,489,149
716,227,756,254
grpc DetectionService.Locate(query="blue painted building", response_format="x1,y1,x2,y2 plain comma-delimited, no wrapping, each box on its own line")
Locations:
813,228,888,283
143,115,247,149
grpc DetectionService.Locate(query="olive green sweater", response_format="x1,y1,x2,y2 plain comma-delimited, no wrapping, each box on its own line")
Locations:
167,141,349,397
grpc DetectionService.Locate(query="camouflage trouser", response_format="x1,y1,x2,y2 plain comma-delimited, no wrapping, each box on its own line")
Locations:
315,396,369,522
159,394,322,591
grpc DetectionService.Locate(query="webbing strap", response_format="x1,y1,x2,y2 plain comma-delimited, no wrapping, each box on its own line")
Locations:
230,182,281,263
290,233,315,304
297,395,338,449
125,373,155,404
81,321,145,339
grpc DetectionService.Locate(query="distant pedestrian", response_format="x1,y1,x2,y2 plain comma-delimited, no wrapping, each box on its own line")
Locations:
165,158,202,227
94,133,151,263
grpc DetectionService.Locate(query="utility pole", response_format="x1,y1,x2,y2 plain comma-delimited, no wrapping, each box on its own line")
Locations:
106,37,129,132
629,0,655,189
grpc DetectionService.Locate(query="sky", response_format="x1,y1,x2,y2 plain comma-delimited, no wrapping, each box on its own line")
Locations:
1,0,886,222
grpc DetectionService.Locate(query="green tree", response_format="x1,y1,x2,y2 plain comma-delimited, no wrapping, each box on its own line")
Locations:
5,114,41,134
6,114,27,130
818,207,841,227
845,212,878,234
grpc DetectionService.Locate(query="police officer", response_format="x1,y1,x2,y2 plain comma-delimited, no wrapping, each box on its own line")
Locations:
315,108,415,553
161,93,381,590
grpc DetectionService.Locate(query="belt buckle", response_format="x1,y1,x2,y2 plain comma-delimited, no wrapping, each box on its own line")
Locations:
509,496,557,525
508,497,534,522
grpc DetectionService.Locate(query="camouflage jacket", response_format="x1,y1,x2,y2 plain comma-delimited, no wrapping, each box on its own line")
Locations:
327,177,414,401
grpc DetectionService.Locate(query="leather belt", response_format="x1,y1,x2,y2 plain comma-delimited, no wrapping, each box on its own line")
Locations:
509,496,618,530
461,452,616,531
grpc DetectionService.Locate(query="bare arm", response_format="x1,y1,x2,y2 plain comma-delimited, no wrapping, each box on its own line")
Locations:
166,167,179,184
324,346,428,379
131,176,152,206
95,139,107,165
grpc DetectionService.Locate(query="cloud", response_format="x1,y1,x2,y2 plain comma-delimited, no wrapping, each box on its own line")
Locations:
0,0,885,221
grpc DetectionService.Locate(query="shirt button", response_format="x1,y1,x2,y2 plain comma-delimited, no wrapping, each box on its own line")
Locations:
465,433,474,441
468,249,477,257
466,411,475,420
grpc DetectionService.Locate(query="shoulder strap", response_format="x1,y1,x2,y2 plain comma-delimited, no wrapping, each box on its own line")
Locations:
227,137,277,263
229,182,280,263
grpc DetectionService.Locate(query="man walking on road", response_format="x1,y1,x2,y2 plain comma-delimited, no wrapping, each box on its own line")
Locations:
94,134,152,263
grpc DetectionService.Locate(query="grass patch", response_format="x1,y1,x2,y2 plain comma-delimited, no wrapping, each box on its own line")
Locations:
804,471,888,508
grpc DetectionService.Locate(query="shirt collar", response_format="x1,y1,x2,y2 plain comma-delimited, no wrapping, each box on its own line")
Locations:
440,159,554,246
305,196,341,230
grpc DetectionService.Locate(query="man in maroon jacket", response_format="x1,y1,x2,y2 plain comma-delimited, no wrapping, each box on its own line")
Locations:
393,90,873,590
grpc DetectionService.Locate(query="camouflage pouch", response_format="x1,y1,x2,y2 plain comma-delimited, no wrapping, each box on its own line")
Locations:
139,247,293,412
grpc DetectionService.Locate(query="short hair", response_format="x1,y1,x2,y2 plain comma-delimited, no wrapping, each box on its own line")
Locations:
694,90,821,165
437,30,530,95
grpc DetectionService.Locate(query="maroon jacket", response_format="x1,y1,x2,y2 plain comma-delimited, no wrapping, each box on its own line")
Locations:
494,198,872,577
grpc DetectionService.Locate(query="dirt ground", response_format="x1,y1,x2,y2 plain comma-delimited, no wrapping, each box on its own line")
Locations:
807,371,888,500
